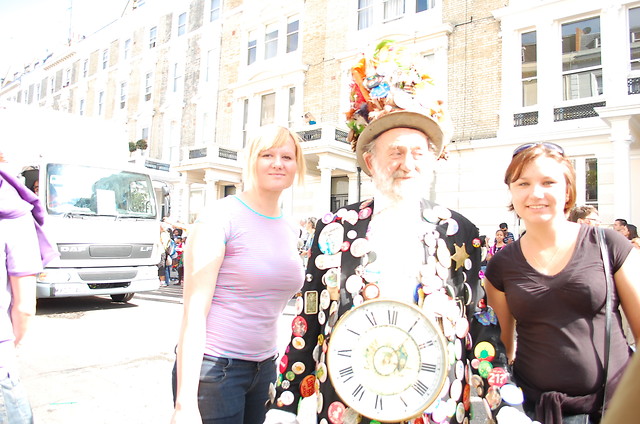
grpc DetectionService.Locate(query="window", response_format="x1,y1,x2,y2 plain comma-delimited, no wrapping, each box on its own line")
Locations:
630,7,640,70
36,83,41,100
210,0,220,22
50,76,55,94
64,68,71,87
173,63,183,93
261,93,275,126
98,91,104,115
102,49,109,70
384,0,405,22
83,59,88,78
142,127,149,141
286,18,299,53
205,49,215,82
521,31,537,107
150,26,157,48
178,13,187,36
79,99,85,116
264,24,278,59
288,87,296,127
358,0,373,30
561,17,602,100
145,72,153,101
585,158,598,207
242,99,249,147
416,0,432,12
331,177,349,211
124,39,131,59
120,82,127,109
247,31,257,65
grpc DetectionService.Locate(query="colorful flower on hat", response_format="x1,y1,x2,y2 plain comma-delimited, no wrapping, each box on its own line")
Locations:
346,40,451,154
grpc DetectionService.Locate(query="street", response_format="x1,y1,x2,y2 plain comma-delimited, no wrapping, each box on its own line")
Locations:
18,287,486,424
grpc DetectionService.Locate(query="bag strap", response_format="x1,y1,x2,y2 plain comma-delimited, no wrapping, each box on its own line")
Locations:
596,227,612,412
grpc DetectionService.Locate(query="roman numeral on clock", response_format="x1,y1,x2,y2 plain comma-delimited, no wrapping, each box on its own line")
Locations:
365,311,377,326
413,380,429,396
337,349,352,357
339,366,354,382
418,340,435,349
388,309,398,325
421,362,437,373
352,384,365,401
374,395,383,410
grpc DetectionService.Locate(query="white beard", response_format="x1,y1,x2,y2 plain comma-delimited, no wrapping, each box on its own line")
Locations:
367,198,425,303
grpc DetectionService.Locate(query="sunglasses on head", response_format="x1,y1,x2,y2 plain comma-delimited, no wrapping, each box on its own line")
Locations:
512,142,565,157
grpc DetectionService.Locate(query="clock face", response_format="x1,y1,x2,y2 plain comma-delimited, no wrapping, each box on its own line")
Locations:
327,299,448,422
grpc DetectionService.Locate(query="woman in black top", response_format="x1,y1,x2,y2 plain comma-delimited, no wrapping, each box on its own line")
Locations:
485,143,640,423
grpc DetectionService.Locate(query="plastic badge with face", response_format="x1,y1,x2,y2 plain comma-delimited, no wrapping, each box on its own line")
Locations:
318,222,344,255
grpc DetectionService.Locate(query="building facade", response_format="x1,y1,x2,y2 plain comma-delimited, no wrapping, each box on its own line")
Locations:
1,0,638,236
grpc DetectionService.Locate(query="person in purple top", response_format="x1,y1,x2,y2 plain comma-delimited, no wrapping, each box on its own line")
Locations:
0,155,57,424
170,125,307,424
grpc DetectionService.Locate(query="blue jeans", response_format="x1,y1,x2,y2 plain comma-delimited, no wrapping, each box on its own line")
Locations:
172,354,276,424
164,266,171,284
0,369,33,424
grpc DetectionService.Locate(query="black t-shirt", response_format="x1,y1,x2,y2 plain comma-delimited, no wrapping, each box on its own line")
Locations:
485,225,633,401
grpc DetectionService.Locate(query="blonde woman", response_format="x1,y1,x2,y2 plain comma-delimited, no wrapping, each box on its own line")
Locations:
171,125,306,424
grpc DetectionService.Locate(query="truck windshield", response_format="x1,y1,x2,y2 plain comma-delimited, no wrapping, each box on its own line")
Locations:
46,163,157,219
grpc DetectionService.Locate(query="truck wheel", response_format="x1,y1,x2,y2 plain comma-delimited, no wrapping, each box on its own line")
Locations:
111,293,134,302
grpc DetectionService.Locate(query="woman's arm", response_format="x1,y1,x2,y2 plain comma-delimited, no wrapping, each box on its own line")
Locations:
614,248,640,342
485,278,517,362
171,219,226,423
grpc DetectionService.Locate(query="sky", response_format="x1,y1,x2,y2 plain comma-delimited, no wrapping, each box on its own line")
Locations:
0,0,129,78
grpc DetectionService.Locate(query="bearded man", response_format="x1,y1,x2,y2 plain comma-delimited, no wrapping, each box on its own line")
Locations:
266,42,528,424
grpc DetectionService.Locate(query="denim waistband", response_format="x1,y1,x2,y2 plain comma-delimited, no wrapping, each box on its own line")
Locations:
202,353,278,365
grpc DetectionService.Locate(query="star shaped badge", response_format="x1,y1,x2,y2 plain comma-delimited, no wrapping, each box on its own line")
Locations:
451,243,469,271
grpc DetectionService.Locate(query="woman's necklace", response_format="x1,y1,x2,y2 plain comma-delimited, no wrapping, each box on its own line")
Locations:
530,244,563,273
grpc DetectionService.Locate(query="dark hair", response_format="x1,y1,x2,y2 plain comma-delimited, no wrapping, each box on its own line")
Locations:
499,222,508,229
307,217,317,230
615,218,628,226
627,224,638,240
504,144,576,214
568,205,597,223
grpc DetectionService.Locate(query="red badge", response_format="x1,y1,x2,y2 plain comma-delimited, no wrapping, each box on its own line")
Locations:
487,367,509,388
279,355,289,374
299,375,316,397
327,401,346,424
463,383,471,410
292,316,308,337
472,238,481,248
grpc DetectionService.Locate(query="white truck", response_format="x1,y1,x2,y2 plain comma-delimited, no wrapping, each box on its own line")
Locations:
0,104,161,302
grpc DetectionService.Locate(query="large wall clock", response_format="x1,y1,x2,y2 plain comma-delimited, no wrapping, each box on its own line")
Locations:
327,299,448,422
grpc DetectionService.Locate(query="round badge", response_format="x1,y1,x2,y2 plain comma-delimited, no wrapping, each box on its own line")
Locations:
455,317,470,339
450,378,462,401
353,294,364,306
344,210,359,225
285,371,296,381
436,239,451,268
281,379,290,390
318,310,326,325
472,238,481,248
322,212,335,224
292,337,305,350
317,394,324,415
279,390,294,406
346,229,357,240
335,208,347,219
300,375,315,397
350,238,370,257
306,273,313,282
488,367,509,388
292,362,306,374
312,344,321,362
295,296,304,315
327,401,346,424
292,316,308,337
323,268,339,288
471,374,484,397
456,402,466,422
345,275,363,294
362,283,380,300
474,341,496,362
279,355,288,374
316,362,328,383
462,384,471,410
455,360,465,380
343,407,361,424
341,241,351,252
318,222,344,255
358,207,372,220
500,383,524,405
320,289,331,309
486,386,502,410
478,360,494,378
363,263,381,283
464,258,472,270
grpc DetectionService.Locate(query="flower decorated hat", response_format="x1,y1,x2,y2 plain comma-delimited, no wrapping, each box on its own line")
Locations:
346,40,451,176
